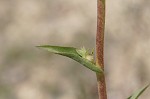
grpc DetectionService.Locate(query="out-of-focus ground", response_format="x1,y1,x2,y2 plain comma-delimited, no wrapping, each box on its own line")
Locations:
0,0,150,99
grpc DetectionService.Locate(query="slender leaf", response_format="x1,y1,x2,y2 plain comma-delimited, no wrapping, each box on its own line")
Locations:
128,84,149,99
37,45,103,74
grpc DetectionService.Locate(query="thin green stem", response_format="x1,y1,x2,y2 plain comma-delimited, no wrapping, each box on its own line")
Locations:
96,0,107,99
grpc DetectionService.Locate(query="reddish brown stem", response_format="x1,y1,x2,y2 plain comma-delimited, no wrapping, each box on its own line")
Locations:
96,0,107,99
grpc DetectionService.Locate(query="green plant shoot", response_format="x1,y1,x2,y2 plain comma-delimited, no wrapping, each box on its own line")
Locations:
37,45,103,74
128,84,149,99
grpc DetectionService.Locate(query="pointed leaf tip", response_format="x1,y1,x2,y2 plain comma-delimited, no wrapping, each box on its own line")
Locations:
128,84,149,99
36,45,77,55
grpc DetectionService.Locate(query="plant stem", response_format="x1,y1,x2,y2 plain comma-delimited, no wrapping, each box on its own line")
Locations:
96,0,107,99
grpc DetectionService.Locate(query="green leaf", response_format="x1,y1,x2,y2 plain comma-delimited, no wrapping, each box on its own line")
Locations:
127,84,149,99
37,45,103,74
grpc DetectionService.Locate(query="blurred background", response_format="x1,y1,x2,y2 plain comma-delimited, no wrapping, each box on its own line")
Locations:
0,0,150,99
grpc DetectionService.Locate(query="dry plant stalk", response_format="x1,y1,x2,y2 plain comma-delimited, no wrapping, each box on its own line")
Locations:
96,0,107,99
